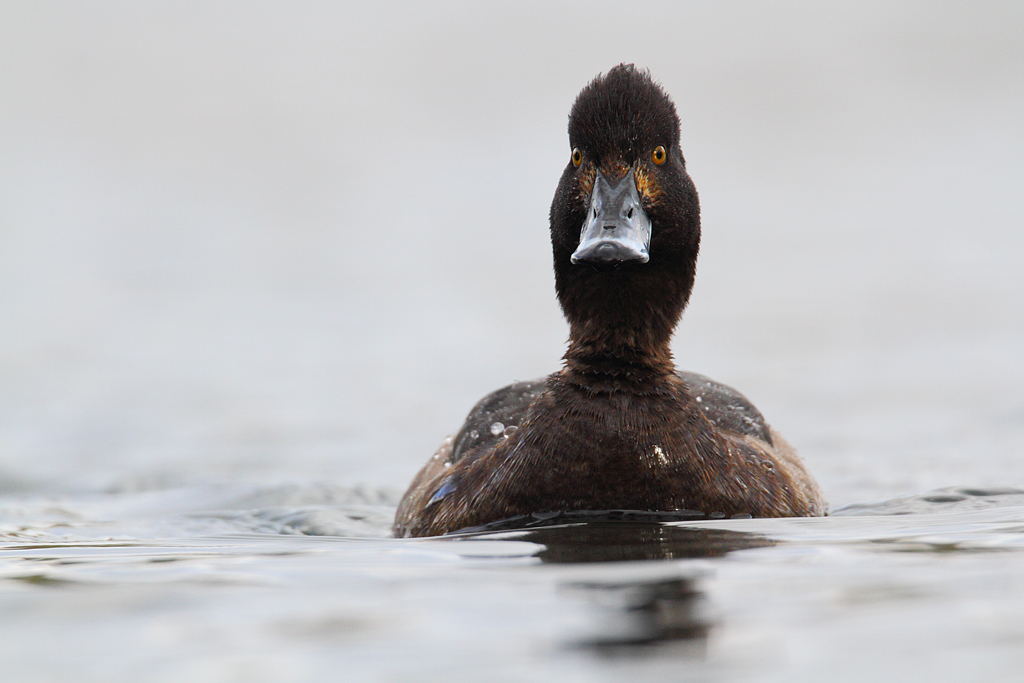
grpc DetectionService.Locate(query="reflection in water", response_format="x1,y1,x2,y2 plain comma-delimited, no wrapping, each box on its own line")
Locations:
569,577,710,655
483,516,775,563
472,520,775,653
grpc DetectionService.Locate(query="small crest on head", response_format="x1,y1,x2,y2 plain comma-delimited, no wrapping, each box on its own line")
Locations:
568,64,681,163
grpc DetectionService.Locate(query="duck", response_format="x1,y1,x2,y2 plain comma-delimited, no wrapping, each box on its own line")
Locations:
393,65,826,538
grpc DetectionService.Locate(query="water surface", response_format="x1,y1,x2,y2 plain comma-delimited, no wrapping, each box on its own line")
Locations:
4,485,1024,682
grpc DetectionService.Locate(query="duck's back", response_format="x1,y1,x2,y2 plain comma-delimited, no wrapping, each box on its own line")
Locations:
393,370,824,537
449,379,547,464
453,372,772,464
675,371,772,444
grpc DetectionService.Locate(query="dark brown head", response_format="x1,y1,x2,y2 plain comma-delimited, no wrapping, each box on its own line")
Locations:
550,65,700,361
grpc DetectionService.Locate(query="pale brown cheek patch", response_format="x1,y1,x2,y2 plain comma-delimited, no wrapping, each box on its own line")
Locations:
634,166,663,203
577,164,596,201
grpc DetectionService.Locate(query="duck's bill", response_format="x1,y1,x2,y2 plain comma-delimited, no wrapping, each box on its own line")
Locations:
571,169,652,266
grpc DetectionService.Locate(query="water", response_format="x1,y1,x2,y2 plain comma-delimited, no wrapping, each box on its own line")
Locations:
5,487,1024,682
2,3,1024,681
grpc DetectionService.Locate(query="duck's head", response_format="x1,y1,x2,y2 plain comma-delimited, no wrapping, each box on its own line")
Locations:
550,65,700,357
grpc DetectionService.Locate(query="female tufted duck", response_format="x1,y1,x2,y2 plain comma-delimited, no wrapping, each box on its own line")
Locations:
393,65,826,538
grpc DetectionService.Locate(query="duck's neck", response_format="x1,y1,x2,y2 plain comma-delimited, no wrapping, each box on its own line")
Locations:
553,255,696,392
562,319,677,392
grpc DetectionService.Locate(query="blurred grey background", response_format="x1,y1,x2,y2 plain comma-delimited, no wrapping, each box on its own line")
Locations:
1,2,1022,504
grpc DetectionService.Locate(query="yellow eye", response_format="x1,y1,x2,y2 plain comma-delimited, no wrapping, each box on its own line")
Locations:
652,145,667,165
571,148,582,167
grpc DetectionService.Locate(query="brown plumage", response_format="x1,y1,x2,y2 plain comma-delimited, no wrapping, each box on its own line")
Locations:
394,65,825,538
